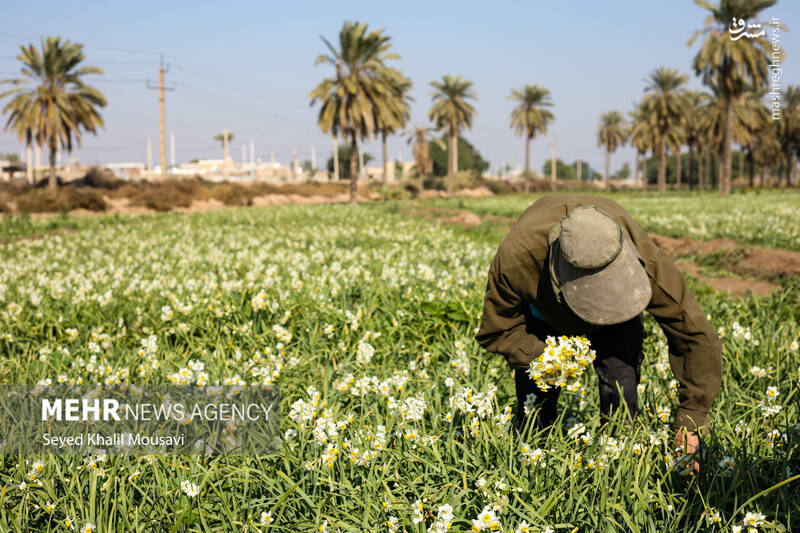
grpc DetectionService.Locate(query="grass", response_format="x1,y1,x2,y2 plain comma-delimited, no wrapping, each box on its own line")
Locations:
0,193,797,532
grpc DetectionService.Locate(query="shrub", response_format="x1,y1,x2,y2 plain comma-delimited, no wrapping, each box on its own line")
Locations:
126,180,209,211
249,181,347,197
15,187,106,212
64,187,107,211
128,184,191,211
72,167,121,189
16,189,66,213
210,183,253,206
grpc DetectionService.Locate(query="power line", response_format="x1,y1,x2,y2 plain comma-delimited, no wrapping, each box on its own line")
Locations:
76,141,145,151
174,83,318,132
92,77,149,83
0,31,157,56
166,56,309,107
174,82,309,124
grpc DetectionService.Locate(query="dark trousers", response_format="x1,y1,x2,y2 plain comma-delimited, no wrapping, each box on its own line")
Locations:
515,314,645,429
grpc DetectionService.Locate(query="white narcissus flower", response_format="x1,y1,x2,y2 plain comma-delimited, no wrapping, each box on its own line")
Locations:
180,480,199,497
412,500,424,525
765,386,779,401
742,511,765,527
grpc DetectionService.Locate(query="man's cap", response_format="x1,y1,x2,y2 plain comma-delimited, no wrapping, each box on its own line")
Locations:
548,206,651,325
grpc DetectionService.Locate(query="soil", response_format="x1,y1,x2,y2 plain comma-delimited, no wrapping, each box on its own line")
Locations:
675,260,781,297
416,187,493,200
737,248,800,279
648,234,740,256
444,210,483,226
649,233,800,279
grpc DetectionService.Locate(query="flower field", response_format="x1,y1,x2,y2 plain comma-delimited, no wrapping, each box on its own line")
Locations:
0,193,798,532
431,190,800,250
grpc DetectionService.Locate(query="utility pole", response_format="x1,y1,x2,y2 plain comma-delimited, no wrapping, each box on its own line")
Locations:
250,139,255,179
170,131,175,170
576,159,582,182
332,136,339,181
311,144,316,173
550,137,556,183
146,55,174,179
241,144,246,169
222,129,230,179
292,147,299,180
147,138,152,171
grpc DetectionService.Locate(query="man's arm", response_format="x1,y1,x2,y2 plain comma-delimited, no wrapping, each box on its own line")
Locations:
623,220,723,433
475,257,546,370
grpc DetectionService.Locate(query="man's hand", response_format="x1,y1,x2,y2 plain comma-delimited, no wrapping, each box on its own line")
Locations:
674,428,700,474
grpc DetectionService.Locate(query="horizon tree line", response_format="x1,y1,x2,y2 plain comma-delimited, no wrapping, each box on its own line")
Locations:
1,1,797,199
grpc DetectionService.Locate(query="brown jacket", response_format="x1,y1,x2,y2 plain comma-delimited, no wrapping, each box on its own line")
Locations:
475,194,722,431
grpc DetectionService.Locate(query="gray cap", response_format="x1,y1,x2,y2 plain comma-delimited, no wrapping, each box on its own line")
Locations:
548,206,651,325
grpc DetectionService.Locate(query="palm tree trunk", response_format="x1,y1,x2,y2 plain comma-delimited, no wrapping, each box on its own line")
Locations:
48,146,57,188
524,135,531,176
350,133,359,205
700,150,707,190
332,136,339,182
447,125,457,197
604,149,610,191
641,153,647,189
381,130,388,182
722,100,733,195
748,149,755,188
676,150,682,190
658,139,667,193
635,152,641,185
717,149,725,193
738,148,743,185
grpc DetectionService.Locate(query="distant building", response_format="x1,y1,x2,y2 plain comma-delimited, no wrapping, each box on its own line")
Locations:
105,162,145,180
0,160,26,181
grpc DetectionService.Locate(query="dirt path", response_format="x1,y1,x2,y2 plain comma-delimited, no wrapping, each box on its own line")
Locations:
674,260,781,296
649,233,800,279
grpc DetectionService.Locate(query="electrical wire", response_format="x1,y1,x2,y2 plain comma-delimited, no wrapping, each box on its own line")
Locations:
166,56,308,107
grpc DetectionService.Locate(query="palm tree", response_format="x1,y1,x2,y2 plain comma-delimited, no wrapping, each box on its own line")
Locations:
753,121,781,186
736,87,771,187
642,66,688,193
688,0,776,195
310,21,400,204
406,127,442,194
778,86,800,186
508,85,554,178
700,85,769,188
428,75,477,197
630,101,655,187
0,37,106,188
213,131,234,165
596,111,628,190
683,90,710,188
375,69,412,182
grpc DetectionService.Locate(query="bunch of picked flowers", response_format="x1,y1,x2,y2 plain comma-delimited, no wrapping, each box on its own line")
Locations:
527,335,596,391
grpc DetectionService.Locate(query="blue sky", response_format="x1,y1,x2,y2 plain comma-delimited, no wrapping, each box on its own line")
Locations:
0,1,797,175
